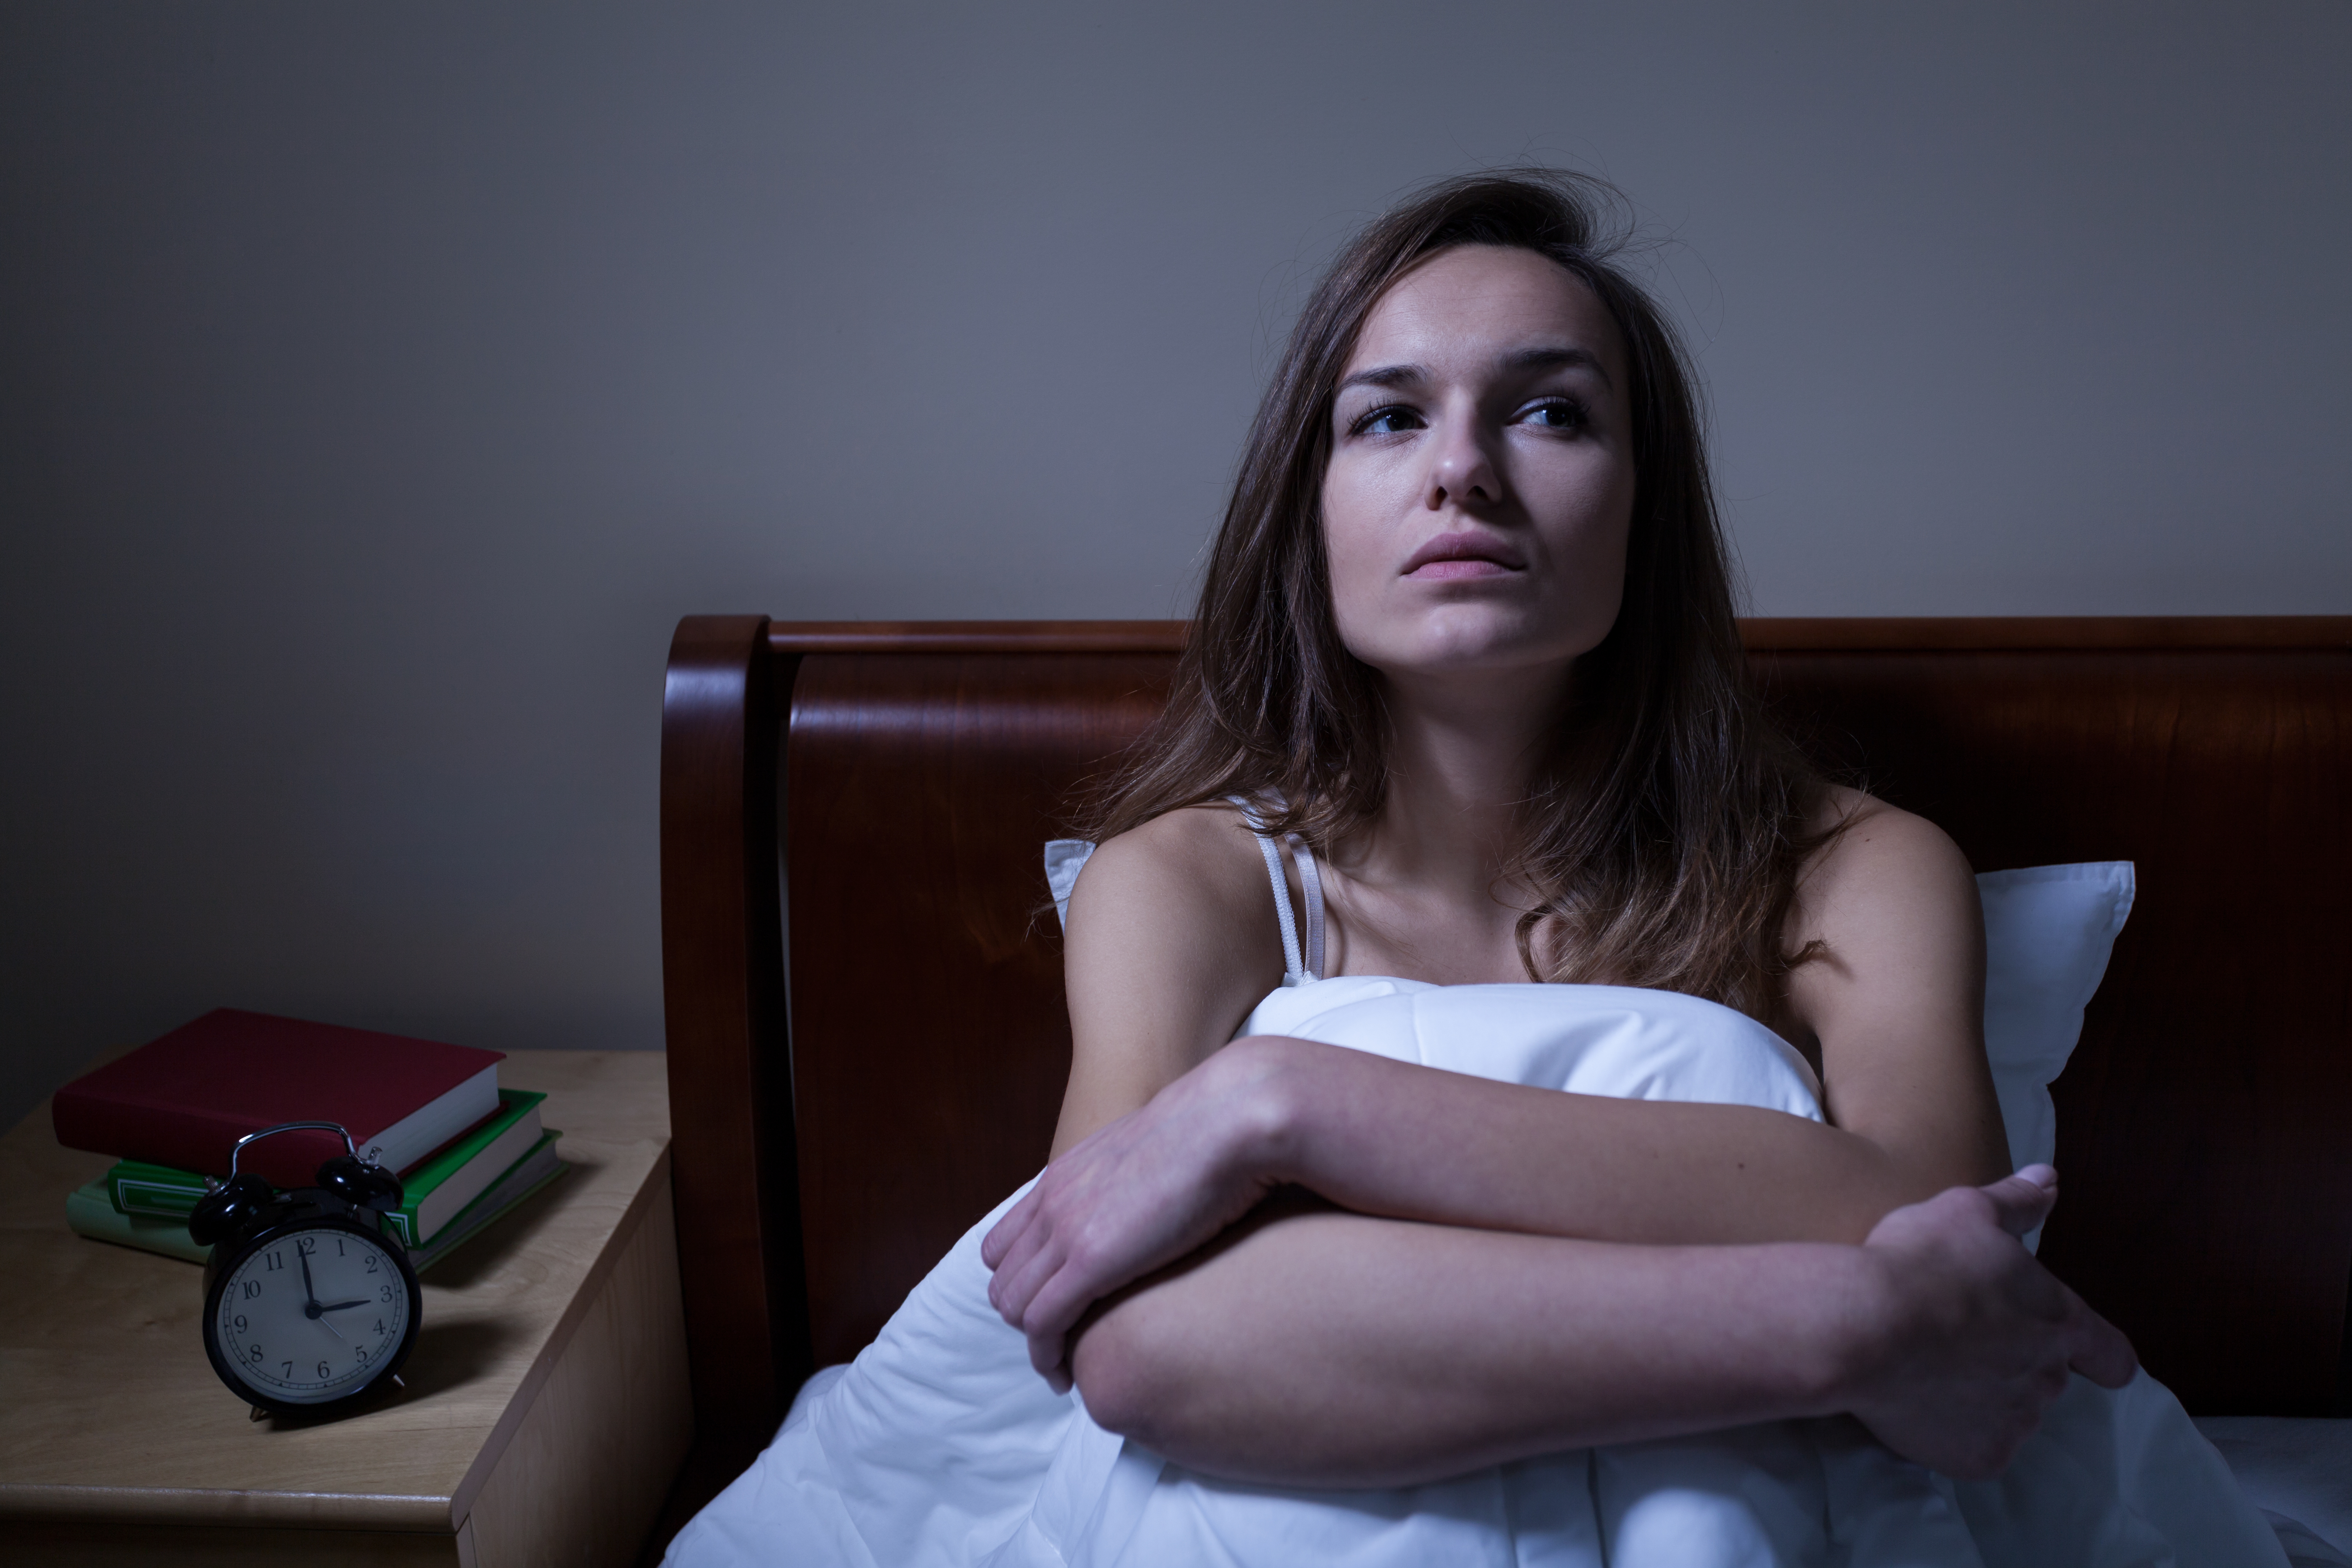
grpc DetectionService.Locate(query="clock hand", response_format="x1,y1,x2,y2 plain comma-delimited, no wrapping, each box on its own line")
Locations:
298,1245,321,1310
317,1312,348,1343
317,1299,372,1312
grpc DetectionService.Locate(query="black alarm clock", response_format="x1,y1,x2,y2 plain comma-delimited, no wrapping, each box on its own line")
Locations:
188,1120,422,1416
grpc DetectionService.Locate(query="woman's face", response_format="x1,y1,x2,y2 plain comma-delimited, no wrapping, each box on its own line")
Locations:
1323,244,1635,687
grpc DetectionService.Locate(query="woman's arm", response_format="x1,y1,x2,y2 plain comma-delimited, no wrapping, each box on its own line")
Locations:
990,797,2100,1480
1045,805,1289,1159
989,795,2011,1378
1071,1170,2132,1487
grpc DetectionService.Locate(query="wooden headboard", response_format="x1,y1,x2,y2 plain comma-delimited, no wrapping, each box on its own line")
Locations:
658,616,2352,1461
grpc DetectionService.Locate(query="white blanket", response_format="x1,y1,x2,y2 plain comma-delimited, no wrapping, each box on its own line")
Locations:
667,978,2289,1567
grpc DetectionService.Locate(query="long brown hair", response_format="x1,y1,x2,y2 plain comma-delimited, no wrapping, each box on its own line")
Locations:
1085,170,1833,1019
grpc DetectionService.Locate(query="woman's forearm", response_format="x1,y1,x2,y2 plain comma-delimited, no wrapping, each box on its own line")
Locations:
1070,1174,2135,1489
985,1033,2009,1389
1071,1203,1862,1486
1233,1035,1979,1248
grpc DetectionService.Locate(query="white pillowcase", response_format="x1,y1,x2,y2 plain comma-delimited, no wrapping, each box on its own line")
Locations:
1978,861,2135,1250
1046,841,2133,1244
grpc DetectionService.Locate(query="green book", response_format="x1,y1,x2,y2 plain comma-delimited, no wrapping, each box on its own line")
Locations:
64,1180,212,1264
69,1131,568,1271
106,1088,547,1248
410,1132,567,1274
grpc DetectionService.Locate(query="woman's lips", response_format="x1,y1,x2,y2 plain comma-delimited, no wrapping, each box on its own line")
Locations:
1401,530,1524,578
1408,557,1517,580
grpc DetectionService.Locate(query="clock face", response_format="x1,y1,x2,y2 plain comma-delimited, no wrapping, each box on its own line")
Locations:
210,1225,413,1405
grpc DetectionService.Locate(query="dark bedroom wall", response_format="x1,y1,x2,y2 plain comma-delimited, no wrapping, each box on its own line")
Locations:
3,1,2347,1128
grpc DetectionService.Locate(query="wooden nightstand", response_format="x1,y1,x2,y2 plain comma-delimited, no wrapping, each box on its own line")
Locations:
0,1050,693,1566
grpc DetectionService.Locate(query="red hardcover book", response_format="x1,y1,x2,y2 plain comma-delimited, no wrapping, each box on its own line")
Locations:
51,1009,504,1189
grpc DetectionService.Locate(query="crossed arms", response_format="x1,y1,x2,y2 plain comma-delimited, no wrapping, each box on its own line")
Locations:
981,801,2133,1485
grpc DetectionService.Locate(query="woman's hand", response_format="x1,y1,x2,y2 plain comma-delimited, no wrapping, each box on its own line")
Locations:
983,1040,1293,1389
1841,1165,2138,1478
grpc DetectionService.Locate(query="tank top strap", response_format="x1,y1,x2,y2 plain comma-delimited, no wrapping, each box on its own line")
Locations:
1292,834,1325,981
1227,795,1323,985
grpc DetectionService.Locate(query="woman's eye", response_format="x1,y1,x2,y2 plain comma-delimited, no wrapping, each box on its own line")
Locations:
1352,405,1424,436
1521,400,1587,432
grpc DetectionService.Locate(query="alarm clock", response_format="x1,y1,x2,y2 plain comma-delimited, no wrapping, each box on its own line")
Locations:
187,1120,422,1416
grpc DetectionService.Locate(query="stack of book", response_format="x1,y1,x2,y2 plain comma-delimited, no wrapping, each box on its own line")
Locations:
51,1009,567,1273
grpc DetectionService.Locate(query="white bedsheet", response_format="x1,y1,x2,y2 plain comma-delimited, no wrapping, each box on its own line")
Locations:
667,978,2295,1567
2195,1418,2352,1566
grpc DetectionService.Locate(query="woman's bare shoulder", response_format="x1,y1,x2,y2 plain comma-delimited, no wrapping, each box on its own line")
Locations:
1787,786,1985,1045
1055,803,1287,1150
1076,804,1278,926
1787,797,2006,1185
1064,800,1288,1018
1799,786,1975,911
1089,802,1265,877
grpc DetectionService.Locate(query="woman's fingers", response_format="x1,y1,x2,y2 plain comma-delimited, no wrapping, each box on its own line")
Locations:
986,1176,1142,1357
980,1193,1029,1269
984,1199,1052,1314
981,1060,1271,1359
1980,1165,2058,1239
1975,1166,2137,1387
986,1162,1110,1321
988,1229,1056,1324
2062,1291,2138,1388
1029,1322,1068,1382
1020,1272,1101,1375
993,1248,1078,1381
984,1114,1130,1275
1843,1170,2143,1477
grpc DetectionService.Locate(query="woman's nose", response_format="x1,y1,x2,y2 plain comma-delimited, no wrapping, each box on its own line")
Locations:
1425,417,1501,512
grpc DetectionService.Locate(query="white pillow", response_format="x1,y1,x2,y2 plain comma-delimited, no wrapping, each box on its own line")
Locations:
1978,861,2135,1238
1044,842,2133,1245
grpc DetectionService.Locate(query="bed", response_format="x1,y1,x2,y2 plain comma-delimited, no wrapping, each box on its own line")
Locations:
649,615,2352,1556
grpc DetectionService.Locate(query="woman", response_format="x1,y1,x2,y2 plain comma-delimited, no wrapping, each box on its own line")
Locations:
669,172,2283,1567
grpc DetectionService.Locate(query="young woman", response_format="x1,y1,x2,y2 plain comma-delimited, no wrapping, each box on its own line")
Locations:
668,173,2285,1568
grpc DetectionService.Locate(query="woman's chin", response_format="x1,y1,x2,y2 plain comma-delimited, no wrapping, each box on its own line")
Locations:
1350,611,1606,684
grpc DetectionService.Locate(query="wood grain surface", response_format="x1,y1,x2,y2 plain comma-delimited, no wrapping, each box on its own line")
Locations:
10,1520,475,1565
0,1050,679,1538
785,651,1173,1368
462,1188,691,1568
658,614,807,1455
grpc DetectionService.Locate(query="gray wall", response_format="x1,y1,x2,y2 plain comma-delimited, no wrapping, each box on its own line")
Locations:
5,3,2347,1130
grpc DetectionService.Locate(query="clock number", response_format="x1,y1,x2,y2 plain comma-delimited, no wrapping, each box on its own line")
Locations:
364,1254,379,1273
233,1314,248,1333
263,1250,283,1272
355,1344,369,1364
250,1343,263,1362
282,1361,294,1377
380,1284,394,1302
297,1237,315,1257
335,1237,346,1256
374,1319,386,1336
317,1360,331,1379
242,1280,261,1299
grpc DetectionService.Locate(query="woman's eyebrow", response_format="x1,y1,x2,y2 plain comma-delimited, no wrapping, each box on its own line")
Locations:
1336,346,1612,396
1336,363,1424,394
1503,345,1613,388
